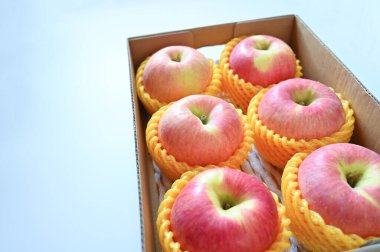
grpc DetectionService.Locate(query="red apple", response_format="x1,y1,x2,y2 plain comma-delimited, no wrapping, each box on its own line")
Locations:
258,78,345,140
142,45,212,103
158,95,243,166
229,35,296,87
298,143,380,237
171,168,278,252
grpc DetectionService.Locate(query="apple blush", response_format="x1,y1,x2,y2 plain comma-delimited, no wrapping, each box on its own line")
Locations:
142,45,212,103
229,35,296,87
158,95,243,166
258,78,345,140
170,168,278,252
298,143,380,237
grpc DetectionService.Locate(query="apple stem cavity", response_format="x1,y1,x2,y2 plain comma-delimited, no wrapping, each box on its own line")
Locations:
216,193,240,211
222,202,232,210
170,53,182,62
293,89,317,106
200,115,208,125
254,40,270,50
190,108,209,125
338,162,366,188
346,172,363,188
219,196,235,210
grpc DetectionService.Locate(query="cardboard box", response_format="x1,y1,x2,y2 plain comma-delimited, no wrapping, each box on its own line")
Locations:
127,15,380,252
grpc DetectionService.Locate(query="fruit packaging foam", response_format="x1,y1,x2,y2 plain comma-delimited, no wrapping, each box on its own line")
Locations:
282,153,378,252
247,87,355,170
153,144,308,252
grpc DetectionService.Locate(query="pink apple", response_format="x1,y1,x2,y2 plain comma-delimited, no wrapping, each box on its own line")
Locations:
142,45,212,103
298,143,380,237
158,95,243,166
258,78,345,140
229,35,296,87
171,168,278,252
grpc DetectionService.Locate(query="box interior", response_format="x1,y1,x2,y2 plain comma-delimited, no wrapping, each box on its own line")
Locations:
128,15,380,252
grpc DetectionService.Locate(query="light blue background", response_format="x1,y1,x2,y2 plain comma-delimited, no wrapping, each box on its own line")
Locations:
1,1,379,251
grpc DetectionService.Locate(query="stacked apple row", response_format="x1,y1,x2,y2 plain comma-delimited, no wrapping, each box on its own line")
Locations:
136,35,380,252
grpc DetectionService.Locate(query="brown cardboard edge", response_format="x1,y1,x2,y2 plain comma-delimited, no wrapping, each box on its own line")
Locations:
127,38,163,251
293,15,380,106
127,14,296,41
127,44,152,252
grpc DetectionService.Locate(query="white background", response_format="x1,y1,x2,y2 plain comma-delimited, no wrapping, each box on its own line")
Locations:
1,0,379,251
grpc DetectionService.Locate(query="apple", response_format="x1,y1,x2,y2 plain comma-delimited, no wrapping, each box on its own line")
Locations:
158,95,243,166
229,35,296,87
170,168,279,252
298,143,380,237
142,45,212,103
258,78,345,140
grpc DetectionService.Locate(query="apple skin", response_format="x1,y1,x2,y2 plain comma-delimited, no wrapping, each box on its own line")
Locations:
229,35,296,87
298,143,380,237
170,168,278,252
258,78,345,140
158,95,243,166
142,46,212,103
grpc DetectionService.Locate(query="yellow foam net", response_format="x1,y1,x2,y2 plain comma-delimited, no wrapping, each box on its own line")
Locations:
282,153,378,252
219,36,303,114
247,87,355,169
136,58,222,115
157,167,292,252
146,103,254,181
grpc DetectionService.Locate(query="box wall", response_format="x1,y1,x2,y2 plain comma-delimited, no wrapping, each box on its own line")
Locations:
128,15,380,252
